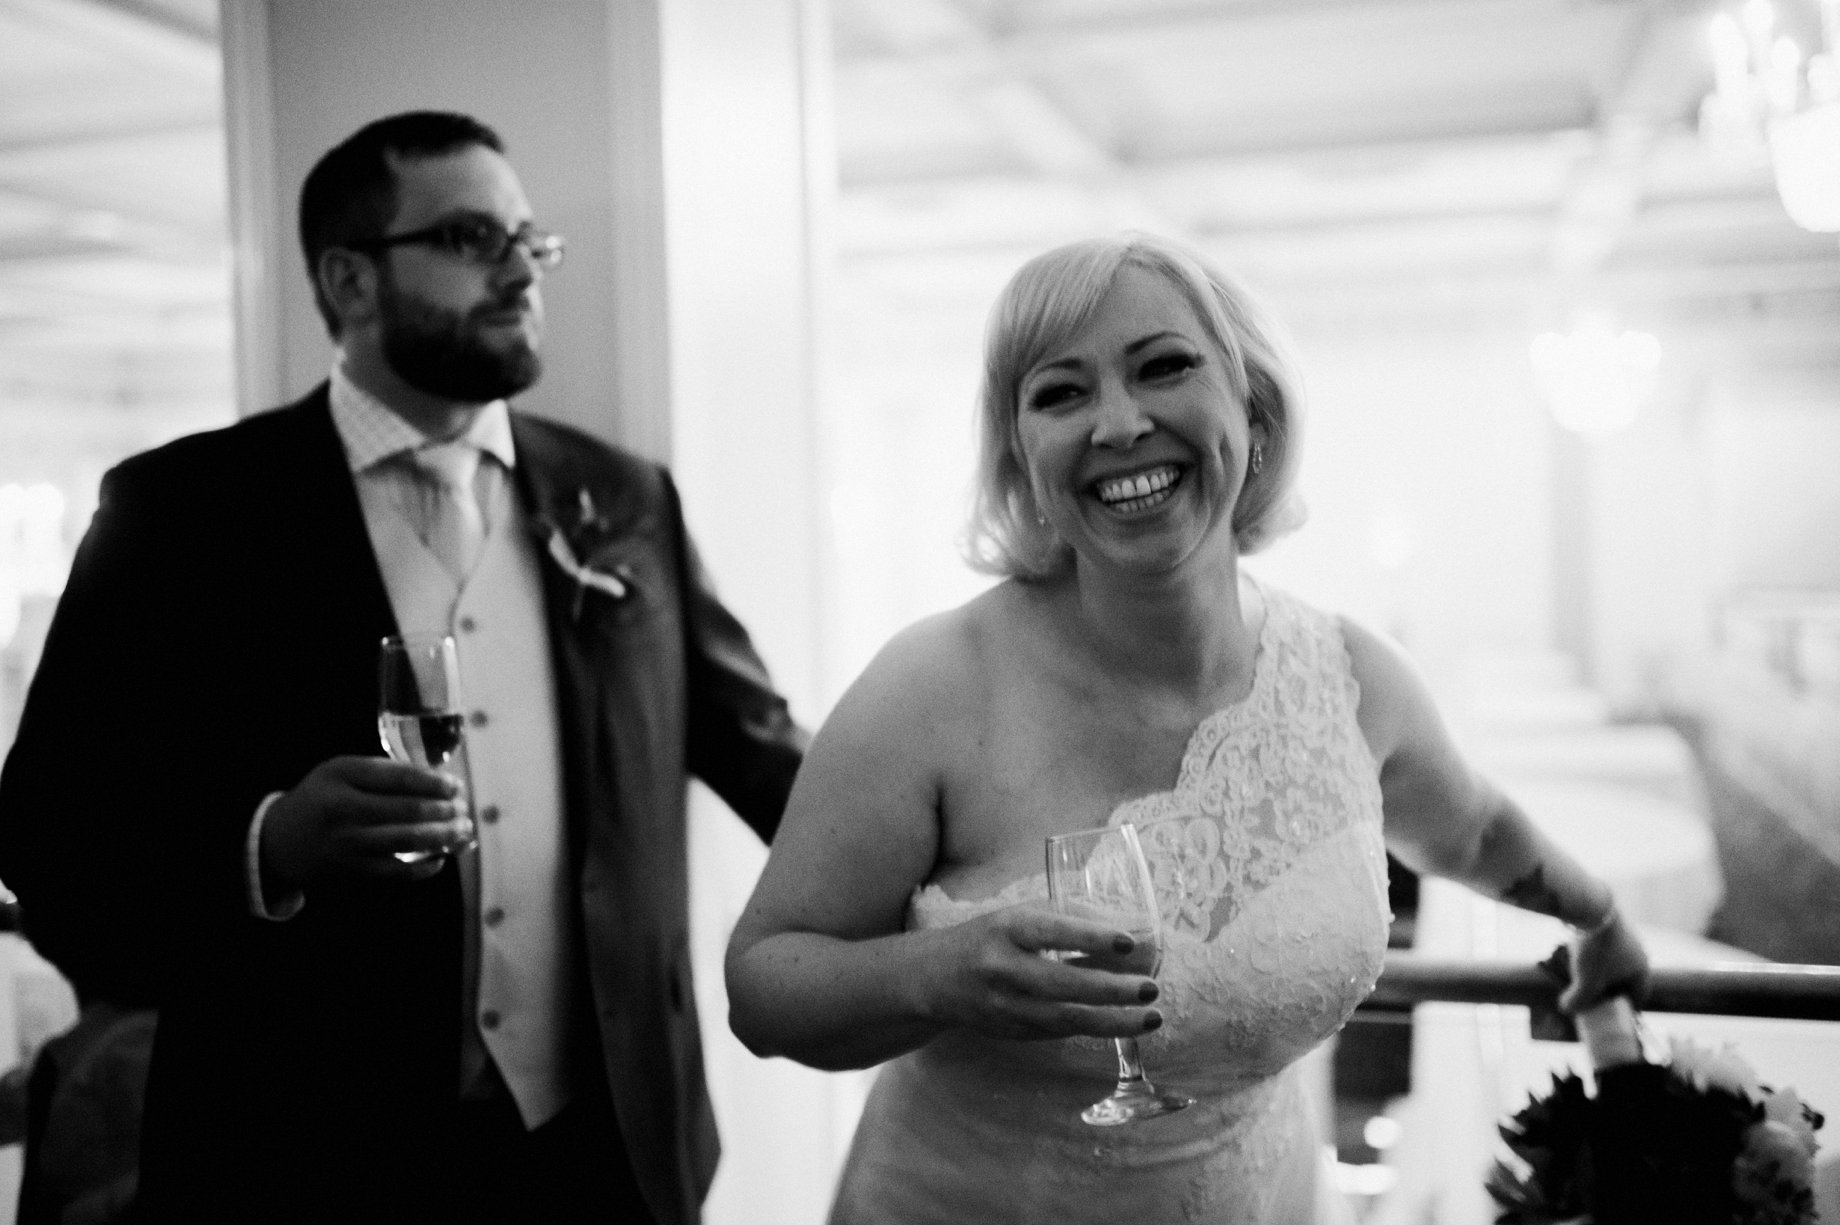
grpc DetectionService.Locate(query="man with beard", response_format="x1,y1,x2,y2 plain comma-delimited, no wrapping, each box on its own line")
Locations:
0,112,805,1225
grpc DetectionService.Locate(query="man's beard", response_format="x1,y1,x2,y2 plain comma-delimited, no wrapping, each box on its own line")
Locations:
377,280,542,402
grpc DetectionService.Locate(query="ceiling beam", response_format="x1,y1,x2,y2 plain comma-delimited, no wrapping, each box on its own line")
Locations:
841,115,1604,187
1542,3,1715,296
837,0,1533,78
841,237,1840,305
840,178,1798,256
847,0,1187,234
1,0,218,82
964,80,1184,233
0,270,225,316
0,114,220,159
88,0,214,43
0,233,121,263
0,179,222,252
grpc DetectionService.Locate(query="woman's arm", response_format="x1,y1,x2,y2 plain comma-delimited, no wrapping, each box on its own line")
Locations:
724,616,1163,1071
1341,619,1649,1011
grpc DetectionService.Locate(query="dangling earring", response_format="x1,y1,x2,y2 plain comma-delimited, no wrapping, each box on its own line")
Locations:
1250,441,1264,476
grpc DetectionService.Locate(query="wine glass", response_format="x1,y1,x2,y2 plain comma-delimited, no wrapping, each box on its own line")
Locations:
1045,822,1193,1126
376,633,472,864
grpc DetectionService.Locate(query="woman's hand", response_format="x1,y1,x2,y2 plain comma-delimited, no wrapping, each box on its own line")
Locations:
1560,911,1651,1014
915,904,1164,1042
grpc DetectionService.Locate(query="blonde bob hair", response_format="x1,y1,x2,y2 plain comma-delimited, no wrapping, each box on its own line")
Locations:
964,233,1307,580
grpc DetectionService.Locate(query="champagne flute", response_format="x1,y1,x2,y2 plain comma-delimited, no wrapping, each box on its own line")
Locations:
1045,823,1193,1126
377,633,471,864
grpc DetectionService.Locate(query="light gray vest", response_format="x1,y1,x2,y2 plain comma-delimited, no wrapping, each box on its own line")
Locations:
357,469,579,1128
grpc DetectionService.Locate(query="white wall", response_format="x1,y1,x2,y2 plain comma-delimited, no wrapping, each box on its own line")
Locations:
1585,365,1718,708
1256,325,1556,691
656,1,861,1221
821,278,994,693
1706,374,1840,592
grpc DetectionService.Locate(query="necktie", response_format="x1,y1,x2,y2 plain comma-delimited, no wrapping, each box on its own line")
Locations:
409,442,487,582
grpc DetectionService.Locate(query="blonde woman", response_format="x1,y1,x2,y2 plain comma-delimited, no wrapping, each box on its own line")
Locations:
727,234,1648,1224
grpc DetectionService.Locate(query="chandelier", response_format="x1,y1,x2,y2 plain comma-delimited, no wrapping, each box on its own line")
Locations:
1700,0,1840,232
1528,314,1662,436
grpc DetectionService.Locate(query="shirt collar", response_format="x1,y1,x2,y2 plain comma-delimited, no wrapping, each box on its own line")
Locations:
328,363,518,475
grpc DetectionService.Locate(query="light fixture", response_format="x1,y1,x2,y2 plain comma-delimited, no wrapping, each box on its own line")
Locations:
1528,314,1661,436
1700,0,1840,232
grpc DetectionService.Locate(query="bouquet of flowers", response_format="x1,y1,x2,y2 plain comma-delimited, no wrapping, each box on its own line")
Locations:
1487,982,1825,1224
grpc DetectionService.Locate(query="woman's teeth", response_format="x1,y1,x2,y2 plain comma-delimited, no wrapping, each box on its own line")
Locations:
1095,466,1179,512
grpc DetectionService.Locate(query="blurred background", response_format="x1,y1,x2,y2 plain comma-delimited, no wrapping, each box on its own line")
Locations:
1,0,1838,1221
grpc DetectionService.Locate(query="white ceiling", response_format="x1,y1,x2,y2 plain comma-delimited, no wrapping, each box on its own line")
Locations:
0,0,224,369
3,0,1838,378
831,0,1840,361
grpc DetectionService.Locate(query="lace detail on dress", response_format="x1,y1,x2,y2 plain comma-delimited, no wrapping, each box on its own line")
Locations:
1115,589,1379,947
912,585,1383,951
862,585,1390,1225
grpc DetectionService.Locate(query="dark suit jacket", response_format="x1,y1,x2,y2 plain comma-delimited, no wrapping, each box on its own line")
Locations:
0,387,805,1224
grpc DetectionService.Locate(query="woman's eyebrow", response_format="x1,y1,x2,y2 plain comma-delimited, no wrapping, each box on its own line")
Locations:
1031,330,1183,376
1124,331,1179,355
1026,357,1083,378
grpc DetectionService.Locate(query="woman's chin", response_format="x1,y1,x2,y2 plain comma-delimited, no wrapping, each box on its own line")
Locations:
1069,515,1242,581
1073,530,1208,578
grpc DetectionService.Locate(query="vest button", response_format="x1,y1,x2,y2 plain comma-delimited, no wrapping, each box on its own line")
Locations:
468,710,488,728
484,906,506,927
480,1010,501,1031
480,804,501,825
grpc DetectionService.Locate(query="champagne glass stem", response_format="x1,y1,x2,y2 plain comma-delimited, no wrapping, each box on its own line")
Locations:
1114,1037,1148,1085
1082,1036,1192,1126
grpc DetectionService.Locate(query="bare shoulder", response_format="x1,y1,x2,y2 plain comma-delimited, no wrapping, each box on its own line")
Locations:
1336,615,1415,686
810,583,1021,768
845,590,991,709
750,584,1019,935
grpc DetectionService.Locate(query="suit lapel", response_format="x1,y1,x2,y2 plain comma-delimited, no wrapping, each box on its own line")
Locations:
272,387,399,638
508,417,620,857
250,391,401,762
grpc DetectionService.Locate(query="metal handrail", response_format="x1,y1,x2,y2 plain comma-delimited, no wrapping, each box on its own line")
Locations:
1372,954,1840,1022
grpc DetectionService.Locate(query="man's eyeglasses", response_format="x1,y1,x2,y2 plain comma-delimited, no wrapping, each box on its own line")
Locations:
352,216,565,270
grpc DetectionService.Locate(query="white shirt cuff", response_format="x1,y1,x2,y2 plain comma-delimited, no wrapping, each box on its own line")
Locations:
247,791,305,921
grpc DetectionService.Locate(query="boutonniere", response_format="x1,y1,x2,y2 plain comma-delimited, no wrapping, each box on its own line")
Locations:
573,487,610,537
536,488,631,620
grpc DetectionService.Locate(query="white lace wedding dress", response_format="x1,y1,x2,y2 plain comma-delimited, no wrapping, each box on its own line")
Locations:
828,585,1392,1224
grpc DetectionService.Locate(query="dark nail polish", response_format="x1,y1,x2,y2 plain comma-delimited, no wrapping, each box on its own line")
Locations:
1138,981,1159,1003
1113,934,1135,955
1143,1011,1163,1032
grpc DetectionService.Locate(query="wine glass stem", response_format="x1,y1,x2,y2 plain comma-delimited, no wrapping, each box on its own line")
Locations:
1113,1037,1148,1085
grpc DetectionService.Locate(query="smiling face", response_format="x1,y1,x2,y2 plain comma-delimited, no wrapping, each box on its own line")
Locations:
367,145,546,403
1013,264,1259,578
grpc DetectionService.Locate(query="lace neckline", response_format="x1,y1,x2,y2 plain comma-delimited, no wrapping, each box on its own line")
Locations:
1168,577,1280,787
923,581,1286,910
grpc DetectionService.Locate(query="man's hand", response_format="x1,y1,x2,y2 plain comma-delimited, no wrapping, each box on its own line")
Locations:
262,757,475,890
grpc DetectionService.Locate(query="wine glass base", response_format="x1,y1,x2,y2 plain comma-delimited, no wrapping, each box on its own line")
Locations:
393,836,475,866
1081,1082,1194,1127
